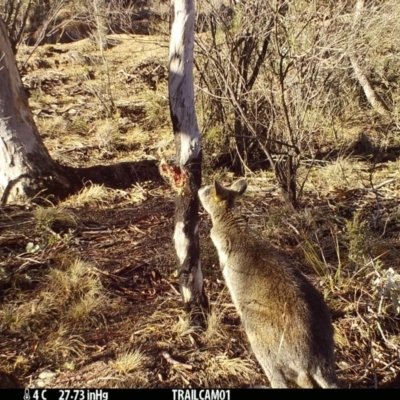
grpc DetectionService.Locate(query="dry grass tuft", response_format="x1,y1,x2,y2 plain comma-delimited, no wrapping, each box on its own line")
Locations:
40,115,71,138
66,290,105,321
204,354,256,387
94,119,119,149
38,325,86,360
0,255,110,370
143,89,170,130
203,295,231,347
62,183,116,208
2,258,104,332
301,156,370,196
124,126,149,147
33,206,78,229
171,315,192,337
111,349,146,375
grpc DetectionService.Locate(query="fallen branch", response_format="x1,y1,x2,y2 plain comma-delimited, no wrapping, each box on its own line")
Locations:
161,351,193,371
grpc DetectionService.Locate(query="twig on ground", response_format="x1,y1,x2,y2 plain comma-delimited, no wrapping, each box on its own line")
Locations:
161,351,193,371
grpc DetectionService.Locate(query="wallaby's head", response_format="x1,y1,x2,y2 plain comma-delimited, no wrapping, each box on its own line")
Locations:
198,179,247,220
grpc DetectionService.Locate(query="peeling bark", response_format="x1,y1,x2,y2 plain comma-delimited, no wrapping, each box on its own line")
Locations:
168,0,208,323
0,17,70,204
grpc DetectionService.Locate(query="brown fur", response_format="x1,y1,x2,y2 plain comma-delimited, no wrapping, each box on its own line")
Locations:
198,180,339,388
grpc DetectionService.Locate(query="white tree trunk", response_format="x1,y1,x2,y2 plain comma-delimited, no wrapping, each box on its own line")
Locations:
168,0,208,322
350,0,390,117
92,0,108,52
0,17,69,204
169,0,201,166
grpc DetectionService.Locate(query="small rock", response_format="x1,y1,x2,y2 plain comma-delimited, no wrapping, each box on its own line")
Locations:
38,370,56,380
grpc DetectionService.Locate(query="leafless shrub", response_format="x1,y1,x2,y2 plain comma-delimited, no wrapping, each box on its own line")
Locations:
107,0,168,36
196,0,400,207
0,0,33,53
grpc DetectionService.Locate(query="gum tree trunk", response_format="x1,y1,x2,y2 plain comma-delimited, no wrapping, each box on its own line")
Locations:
167,0,208,322
0,17,70,204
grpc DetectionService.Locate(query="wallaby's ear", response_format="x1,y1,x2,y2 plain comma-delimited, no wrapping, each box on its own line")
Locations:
214,180,230,201
231,179,247,197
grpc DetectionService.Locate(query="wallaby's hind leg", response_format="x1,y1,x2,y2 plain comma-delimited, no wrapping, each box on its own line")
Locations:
268,369,291,388
296,372,314,388
313,370,340,388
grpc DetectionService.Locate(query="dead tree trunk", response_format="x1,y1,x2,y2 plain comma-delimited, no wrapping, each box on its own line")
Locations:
0,17,71,204
350,0,390,117
92,0,108,51
162,0,208,324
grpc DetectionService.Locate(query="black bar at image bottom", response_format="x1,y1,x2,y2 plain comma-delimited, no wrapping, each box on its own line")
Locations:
0,387,385,398
0,389,235,400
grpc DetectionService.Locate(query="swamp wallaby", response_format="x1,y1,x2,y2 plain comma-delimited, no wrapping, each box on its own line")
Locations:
198,180,339,388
